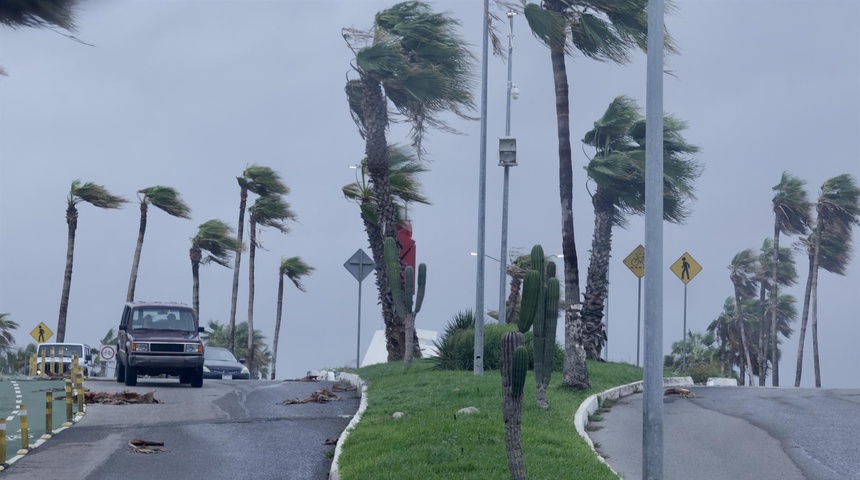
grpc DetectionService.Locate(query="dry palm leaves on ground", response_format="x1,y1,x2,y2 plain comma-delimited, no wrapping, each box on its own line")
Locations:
128,438,165,454
280,388,341,405
664,387,700,398
85,390,161,405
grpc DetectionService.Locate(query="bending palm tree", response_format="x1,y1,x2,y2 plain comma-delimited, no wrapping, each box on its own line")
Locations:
755,238,798,385
342,145,430,360
271,257,314,380
246,195,295,372
795,174,859,387
228,165,288,354
126,186,192,302
580,96,701,360
519,0,671,388
0,313,19,352
728,249,759,386
0,0,78,75
344,1,475,360
190,219,243,322
768,172,811,385
57,180,126,342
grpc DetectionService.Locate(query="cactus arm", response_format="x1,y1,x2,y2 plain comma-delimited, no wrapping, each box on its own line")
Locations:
384,237,406,318
543,277,561,386
414,263,426,313
530,244,545,274
405,266,415,314
512,346,528,399
518,270,542,333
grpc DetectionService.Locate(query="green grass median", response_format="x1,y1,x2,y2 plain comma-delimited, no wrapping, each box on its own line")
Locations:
336,359,643,480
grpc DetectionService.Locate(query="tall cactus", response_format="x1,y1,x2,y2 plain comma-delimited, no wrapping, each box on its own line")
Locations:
501,331,527,480
384,237,426,366
519,244,560,409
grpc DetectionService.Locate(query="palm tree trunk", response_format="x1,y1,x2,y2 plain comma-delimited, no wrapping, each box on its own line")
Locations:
126,202,148,302
582,189,613,360
794,241,816,387
190,246,201,321
57,203,78,343
247,217,257,377
229,187,248,354
811,237,822,388
549,45,587,389
361,210,401,361
770,226,781,386
403,313,414,367
734,291,754,386
271,270,285,380
757,283,767,386
506,275,523,325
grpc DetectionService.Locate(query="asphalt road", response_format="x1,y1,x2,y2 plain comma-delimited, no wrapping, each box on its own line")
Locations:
588,386,860,480
1,376,360,480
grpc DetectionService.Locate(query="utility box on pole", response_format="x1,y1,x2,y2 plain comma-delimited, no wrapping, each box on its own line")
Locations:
498,137,517,166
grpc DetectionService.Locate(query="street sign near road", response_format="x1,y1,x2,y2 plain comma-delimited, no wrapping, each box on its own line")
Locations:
100,345,116,362
344,249,373,281
623,245,645,278
30,322,53,343
670,252,702,284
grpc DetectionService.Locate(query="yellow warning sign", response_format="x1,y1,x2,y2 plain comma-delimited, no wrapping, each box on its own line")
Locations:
623,245,645,278
30,322,54,343
670,252,702,284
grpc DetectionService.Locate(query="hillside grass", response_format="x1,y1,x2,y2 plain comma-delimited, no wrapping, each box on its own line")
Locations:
336,359,644,480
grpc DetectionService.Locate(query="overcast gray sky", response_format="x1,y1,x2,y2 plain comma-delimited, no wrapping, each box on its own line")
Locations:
1,0,857,386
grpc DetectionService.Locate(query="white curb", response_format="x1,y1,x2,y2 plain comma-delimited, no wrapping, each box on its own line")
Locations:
574,376,694,477
324,371,367,480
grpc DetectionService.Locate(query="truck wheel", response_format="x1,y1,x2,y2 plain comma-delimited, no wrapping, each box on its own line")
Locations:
179,370,191,384
124,365,138,386
116,360,126,383
190,366,203,388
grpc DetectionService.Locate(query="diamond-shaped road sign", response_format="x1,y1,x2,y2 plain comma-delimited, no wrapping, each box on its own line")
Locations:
344,248,373,282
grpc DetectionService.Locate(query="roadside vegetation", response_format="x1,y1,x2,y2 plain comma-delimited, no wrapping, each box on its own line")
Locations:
336,359,642,480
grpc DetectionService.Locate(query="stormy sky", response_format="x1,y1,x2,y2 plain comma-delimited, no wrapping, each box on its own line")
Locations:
1,0,857,386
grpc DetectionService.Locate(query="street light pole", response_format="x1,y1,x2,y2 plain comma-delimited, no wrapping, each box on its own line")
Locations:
498,10,517,326
474,0,490,375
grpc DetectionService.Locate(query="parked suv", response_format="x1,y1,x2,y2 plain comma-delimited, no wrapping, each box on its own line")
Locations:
117,302,205,388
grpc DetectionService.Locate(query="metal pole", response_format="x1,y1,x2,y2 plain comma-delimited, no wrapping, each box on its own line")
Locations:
643,0,665,476
357,263,363,369
498,11,515,326
474,0,489,375
637,277,642,367
605,292,609,361
682,283,687,371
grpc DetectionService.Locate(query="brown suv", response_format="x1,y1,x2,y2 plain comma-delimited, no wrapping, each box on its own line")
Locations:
117,302,205,388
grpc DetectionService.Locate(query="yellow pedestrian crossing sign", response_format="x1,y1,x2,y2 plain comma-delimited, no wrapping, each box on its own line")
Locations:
30,322,54,343
623,245,645,278
670,252,702,284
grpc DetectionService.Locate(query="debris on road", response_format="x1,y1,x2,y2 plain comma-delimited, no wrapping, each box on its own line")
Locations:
280,388,340,404
664,387,700,398
85,390,162,405
323,438,338,445
129,438,165,454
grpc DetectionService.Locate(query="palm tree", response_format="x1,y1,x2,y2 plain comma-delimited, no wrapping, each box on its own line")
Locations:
517,0,671,389
504,251,532,325
343,1,475,360
0,0,78,76
271,257,314,380
728,249,759,386
202,320,229,346
126,186,192,302
755,238,798,385
342,145,430,360
795,174,859,387
767,172,812,386
580,96,701,360
0,313,19,353
246,195,295,372
189,219,243,322
228,165,289,354
57,180,127,342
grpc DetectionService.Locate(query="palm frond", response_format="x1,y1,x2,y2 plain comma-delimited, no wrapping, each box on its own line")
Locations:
279,256,315,292
0,0,77,30
772,172,812,236
249,195,295,235
69,179,127,208
192,219,243,267
139,185,192,219
243,165,289,196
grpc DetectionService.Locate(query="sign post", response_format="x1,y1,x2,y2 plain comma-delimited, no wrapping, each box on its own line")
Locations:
344,249,374,369
622,245,645,366
670,252,702,370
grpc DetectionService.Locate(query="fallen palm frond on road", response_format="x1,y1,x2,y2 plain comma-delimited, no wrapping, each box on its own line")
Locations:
128,438,165,453
85,390,161,405
280,388,340,404
664,387,700,398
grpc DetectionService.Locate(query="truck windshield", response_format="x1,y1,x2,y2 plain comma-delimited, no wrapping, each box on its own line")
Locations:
131,308,196,332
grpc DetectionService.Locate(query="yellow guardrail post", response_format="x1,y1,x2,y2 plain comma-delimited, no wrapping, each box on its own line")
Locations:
64,379,73,425
43,391,53,439
40,347,46,376
1,418,6,464
17,405,28,454
76,373,85,414
51,347,58,376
